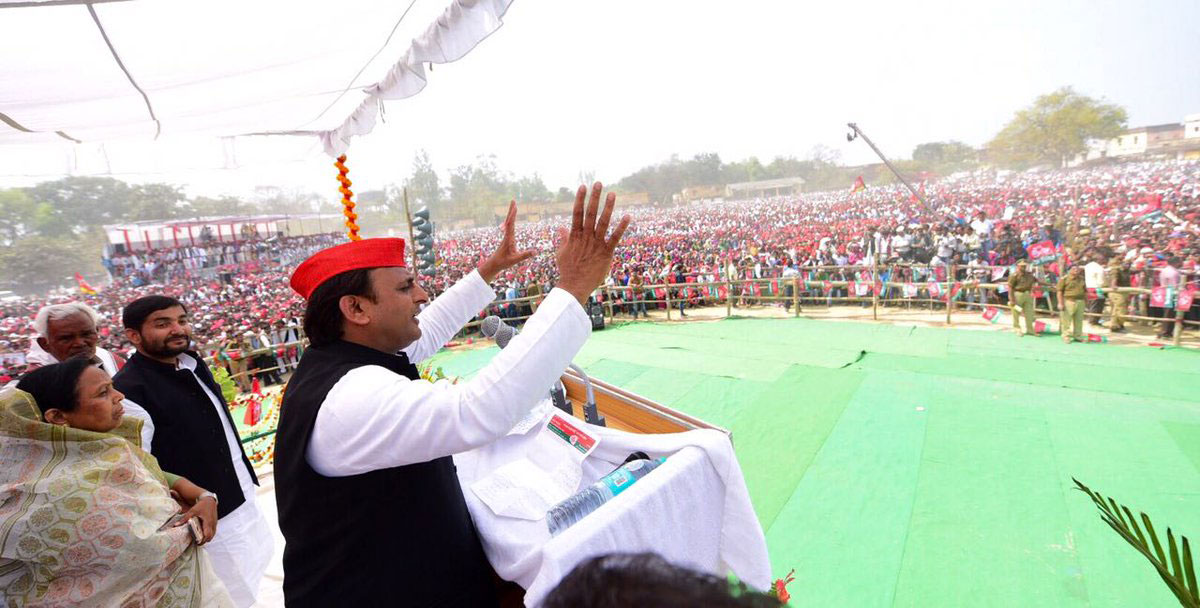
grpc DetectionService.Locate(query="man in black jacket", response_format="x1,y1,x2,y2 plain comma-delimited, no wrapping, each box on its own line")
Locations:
113,295,272,608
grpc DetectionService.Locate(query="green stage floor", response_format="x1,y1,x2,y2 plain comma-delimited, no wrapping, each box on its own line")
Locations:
426,317,1200,607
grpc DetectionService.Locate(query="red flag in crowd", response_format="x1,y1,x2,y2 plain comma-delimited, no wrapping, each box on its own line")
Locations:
850,176,866,194
74,273,98,295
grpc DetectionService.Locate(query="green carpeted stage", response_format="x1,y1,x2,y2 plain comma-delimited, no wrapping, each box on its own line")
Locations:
427,317,1200,607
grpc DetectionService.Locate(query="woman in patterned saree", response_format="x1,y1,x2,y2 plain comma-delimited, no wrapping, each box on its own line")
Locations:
0,358,233,607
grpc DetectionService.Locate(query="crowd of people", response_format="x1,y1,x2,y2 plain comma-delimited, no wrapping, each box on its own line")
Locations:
430,160,1200,329
2,160,1199,382
0,161,1198,606
0,233,336,384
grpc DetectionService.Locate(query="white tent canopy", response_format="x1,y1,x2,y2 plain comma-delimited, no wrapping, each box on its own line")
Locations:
0,0,512,157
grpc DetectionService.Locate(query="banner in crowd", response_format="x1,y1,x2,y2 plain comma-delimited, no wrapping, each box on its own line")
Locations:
1150,286,1176,309
1177,288,1195,311
947,282,963,301
927,282,942,298
903,283,919,298
1026,240,1057,265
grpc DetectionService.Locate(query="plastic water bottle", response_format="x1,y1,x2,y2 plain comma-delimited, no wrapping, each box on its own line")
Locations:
546,457,665,536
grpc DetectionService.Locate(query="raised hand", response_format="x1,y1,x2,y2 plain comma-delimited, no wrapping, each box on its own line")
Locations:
555,182,631,306
479,200,538,283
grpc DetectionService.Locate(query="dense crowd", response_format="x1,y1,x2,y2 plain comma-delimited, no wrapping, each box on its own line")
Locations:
431,160,1199,317
0,233,338,383
2,160,1199,381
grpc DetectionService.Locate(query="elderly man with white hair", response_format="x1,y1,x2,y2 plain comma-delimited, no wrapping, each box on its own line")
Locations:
25,302,156,448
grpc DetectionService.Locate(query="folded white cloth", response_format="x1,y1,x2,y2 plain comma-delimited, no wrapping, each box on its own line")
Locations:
454,402,771,607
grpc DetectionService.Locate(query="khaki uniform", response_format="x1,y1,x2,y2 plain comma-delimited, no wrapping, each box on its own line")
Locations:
1107,264,1130,330
1058,274,1087,342
1008,272,1038,335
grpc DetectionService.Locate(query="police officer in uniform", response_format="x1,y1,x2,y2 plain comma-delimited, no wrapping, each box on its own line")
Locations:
1006,260,1042,336
1106,257,1132,333
1057,265,1087,343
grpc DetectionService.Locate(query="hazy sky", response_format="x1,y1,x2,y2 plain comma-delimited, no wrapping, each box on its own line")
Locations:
1,0,1197,200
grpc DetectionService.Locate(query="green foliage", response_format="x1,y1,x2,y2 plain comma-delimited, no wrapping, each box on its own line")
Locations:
188,194,250,217
1074,478,1198,607
988,87,1127,168
251,186,322,216
0,188,36,244
211,365,241,403
912,140,977,166
407,149,441,209
0,231,105,293
24,176,133,236
126,183,187,221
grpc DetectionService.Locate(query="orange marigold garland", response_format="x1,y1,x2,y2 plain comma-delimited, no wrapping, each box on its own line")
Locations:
335,154,361,241
770,569,795,603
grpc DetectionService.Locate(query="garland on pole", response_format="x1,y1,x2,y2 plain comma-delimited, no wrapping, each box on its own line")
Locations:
335,154,361,241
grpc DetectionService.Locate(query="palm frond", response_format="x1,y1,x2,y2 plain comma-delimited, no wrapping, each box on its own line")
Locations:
1073,478,1199,608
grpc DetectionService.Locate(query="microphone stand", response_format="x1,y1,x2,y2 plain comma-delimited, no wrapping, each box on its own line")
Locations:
568,363,605,427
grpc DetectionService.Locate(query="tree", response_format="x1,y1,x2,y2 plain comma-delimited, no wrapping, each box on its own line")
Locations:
186,195,247,217
912,140,977,165
807,144,842,168
406,149,441,210
988,87,1127,168
127,183,186,221
0,188,36,244
24,176,132,236
0,232,104,294
510,173,552,202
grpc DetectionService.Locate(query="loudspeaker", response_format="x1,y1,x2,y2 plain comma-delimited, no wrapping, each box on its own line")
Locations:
588,304,605,330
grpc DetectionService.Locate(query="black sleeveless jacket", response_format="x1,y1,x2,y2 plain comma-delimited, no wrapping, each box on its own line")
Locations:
274,340,497,607
113,351,256,518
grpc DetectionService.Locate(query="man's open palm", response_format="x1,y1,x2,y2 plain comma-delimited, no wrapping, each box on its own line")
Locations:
556,182,631,305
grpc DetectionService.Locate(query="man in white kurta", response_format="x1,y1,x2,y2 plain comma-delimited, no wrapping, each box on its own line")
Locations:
274,186,631,606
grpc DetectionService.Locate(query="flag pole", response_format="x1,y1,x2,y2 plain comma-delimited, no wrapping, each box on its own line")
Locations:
846,122,933,214
402,188,419,271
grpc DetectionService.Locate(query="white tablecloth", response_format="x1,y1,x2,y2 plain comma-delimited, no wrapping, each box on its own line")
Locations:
454,401,771,607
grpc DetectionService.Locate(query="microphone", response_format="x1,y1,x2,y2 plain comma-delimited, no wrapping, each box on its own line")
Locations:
480,315,604,426
480,315,503,338
480,315,520,348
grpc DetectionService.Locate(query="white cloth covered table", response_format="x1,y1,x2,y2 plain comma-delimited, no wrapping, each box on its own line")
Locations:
454,401,771,607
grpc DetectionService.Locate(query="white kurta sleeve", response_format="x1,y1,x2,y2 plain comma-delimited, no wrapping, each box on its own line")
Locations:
402,269,496,363
120,398,155,452
308,288,590,476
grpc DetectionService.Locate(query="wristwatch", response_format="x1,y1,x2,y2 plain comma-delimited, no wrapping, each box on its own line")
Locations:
198,491,218,505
